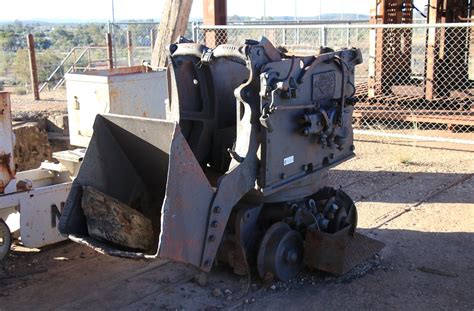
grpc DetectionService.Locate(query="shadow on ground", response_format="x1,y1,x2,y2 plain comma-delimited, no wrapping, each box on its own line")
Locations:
328,169,473,204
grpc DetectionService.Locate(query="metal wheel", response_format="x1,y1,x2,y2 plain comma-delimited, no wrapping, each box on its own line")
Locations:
0,219,11,261
257,222,303,281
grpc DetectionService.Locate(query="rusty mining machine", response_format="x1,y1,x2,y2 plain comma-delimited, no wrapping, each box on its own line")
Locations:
59,37,383,281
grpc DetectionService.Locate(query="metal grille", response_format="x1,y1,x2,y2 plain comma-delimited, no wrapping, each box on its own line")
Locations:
197,23,474,143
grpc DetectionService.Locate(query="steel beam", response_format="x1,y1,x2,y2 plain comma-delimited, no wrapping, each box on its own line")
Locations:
425,0,471,100
203,0,227,47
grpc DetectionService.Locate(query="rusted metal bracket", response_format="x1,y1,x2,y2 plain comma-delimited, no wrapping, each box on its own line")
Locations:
304,226,384,275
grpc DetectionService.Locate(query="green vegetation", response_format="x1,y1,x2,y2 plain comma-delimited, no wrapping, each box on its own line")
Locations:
0,20,106,52
11,49,60,86
0,20,106,87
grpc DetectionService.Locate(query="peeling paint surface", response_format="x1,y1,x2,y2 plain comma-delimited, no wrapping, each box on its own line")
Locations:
65,67,168,147
0,92,16,193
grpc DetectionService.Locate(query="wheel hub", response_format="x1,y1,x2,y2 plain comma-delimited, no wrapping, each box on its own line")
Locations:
0,219,11,261
257,222,303,281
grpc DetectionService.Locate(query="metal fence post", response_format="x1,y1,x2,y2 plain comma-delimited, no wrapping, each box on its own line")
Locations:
150,28,156,58
106,32,114,69
346,23,350,46
26,34,40,100
192,22,198,43
320,27,327,47
110,22,117,67
127,30,133,66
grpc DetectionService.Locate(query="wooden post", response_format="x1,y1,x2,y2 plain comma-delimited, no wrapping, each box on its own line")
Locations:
127,30,133,67
106,32,114,69
26,34,40,100
203,0,227,47
151,0,193,68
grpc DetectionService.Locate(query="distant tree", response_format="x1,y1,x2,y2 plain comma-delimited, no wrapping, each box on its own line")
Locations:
50,27,74,49
37,50,60,82
0,29,20,52
0,51,13,76
12,48,61,85
34,31,52,50
13,49,30,85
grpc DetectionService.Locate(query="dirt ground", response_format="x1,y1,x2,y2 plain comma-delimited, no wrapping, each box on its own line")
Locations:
0,134,472,310
8,89,67,119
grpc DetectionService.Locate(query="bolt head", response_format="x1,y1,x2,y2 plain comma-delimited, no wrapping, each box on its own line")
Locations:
285,250,298,264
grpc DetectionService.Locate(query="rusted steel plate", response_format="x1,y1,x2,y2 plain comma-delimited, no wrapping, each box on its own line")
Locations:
304,226,384,275
60,114,215,268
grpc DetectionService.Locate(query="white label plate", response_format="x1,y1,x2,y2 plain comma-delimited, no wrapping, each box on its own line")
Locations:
283,155,294,166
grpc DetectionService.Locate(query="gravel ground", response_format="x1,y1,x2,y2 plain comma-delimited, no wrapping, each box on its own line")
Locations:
0,136,472,310
0,88,473,310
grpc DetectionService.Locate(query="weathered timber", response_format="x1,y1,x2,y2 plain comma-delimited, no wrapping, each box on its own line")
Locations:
151,0,193,68
26,34,40,100
81,186,153,251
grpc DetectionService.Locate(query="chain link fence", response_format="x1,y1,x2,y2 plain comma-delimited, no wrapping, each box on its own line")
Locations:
196,23,474,143
109,22,194,67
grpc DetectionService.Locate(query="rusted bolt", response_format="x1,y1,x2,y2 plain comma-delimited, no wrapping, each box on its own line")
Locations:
211,220,218,228
214,206,221,213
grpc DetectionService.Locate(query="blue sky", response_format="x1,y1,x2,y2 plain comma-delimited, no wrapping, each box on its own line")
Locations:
0,0,427,22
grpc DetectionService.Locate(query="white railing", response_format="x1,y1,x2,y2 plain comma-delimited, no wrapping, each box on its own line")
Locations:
39,46,109,92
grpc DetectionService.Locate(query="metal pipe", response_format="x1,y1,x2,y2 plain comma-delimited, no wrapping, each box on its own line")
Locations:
354,130,474,145
127,30,133,67
263,0,266,21
39,47,79,92
198,22,474,30
106,32,114,69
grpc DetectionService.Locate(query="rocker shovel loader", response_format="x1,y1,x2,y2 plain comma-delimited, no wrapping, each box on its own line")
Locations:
59,37,383,281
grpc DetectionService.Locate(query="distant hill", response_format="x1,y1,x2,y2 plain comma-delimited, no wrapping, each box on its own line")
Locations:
0,13,370,25
0,19,109,25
